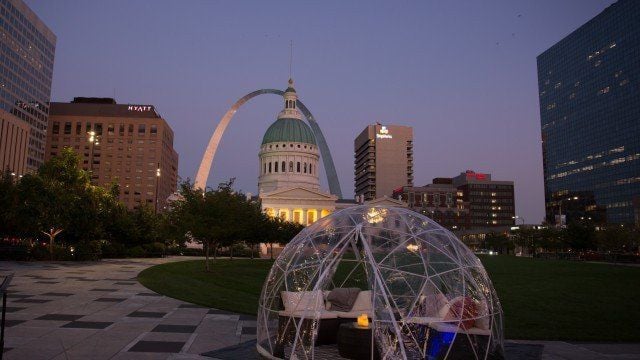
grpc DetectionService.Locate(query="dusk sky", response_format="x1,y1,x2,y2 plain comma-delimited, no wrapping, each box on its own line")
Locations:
26,0,615,224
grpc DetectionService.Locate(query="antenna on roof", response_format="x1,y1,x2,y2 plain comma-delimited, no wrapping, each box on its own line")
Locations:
289,40,293,79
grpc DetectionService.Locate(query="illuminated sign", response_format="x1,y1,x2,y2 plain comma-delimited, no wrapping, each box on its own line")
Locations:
376,125,393,139
128,105,153,112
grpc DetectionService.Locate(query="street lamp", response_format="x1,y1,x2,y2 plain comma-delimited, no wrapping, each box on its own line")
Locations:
154,163,161,214
512,215,525,225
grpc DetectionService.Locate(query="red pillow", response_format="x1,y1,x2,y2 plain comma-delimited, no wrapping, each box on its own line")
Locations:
444,296,478,330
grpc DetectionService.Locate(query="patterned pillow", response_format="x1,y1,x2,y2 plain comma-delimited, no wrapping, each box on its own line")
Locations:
444,296,478,330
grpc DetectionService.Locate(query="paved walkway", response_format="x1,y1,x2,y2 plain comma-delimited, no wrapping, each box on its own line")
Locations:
0,257,255,360
1,258,639,360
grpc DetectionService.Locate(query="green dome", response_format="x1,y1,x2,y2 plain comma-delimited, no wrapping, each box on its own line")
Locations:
262,117,317,145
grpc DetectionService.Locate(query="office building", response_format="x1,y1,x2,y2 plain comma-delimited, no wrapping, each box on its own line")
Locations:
354,124,413,201
394,170,515,230
0,0,56,173
538,0,640,224
0,112,28,175
46,98,179,211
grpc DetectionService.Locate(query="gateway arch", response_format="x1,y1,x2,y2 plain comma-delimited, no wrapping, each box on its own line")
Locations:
194,89,343,198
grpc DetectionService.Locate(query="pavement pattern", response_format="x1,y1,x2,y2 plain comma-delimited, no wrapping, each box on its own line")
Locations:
1,257,639,360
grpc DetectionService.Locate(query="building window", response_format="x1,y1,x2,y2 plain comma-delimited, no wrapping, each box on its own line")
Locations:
128,124,134,134
64,122,71,135
151,125,157,135
263,163,266,174
297,162,300,172
52,121,59,134
274,161,278,172
119,124,125,135
268,162,272,173
309,164,312,174
289,161,294,172
95,123,103,135
304,162,307,173
75,122,81,135
108,124,114,135
138,124,145,135
282,161,286,172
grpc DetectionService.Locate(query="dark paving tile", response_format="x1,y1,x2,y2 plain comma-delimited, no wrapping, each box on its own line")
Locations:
3,347,13,353
114,282,135,285
94,297,126,303
241,326,257,335
202,340,258,359
66,276,87,279
36,314,84,321
62,321,113,329
76,278,98,282
504,343,544,360
90,288,117,292
103,278,128,281
239,314,257,321
151,324,197,333
12,298,51,304
207,309,235,315
8,294,33,299
4,306,27,312
129,340,185,353
35,281,59,284
41,292,73,296
178,304,206,309
137,292,161,297
5,320,25,327
127,311,166,318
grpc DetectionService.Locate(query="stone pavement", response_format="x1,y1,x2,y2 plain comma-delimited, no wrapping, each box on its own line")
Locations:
0,257,255,360
1,257,639,360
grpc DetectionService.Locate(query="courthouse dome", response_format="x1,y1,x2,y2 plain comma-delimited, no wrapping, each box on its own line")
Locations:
261,117,316,145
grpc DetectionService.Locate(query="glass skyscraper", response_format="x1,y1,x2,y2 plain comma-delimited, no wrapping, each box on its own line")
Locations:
538,0,640,225
0,0,55,171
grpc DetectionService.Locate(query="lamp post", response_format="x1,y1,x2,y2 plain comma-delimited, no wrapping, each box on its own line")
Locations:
512,215,525,225
154,163,161,214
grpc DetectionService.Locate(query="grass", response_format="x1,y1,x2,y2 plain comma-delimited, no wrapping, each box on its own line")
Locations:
138,256,640,341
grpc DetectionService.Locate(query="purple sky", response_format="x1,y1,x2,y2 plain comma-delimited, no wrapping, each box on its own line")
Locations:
26,0,615,224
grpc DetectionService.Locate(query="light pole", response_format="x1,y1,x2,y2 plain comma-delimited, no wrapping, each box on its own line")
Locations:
512,215,525,225
154,163,161,214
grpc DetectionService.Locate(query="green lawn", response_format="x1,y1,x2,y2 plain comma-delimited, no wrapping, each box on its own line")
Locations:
137,256,640,341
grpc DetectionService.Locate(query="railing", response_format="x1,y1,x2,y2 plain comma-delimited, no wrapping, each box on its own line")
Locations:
1,273,14,360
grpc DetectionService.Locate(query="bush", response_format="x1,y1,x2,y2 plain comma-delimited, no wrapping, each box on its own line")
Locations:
30,244,72,260
143,242,165,257
101,242,126,258
217,243,260,258
74,240,102,261
127,245,146,258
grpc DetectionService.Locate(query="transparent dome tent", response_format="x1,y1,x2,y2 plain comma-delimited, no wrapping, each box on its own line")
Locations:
256,205,505,360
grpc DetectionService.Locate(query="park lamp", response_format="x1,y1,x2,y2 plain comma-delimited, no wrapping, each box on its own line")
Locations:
357,314,369,328
88,130,96,143
156,167,161,177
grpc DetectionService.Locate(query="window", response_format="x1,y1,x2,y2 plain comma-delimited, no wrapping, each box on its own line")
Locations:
119,124,125,135
150,124,157,134
138,124,146,135
108,124,114,135
268,162,272,173
297,162,300,172
128,124,134,133
95,123,103,135
52,121,59,134
263,163,266,174
86,122,92,132
274,161,278,172
289,161,293,172
309,164,312,174
304,162,307,173
282,161,286,172
64,122,71,134
75,122,81,135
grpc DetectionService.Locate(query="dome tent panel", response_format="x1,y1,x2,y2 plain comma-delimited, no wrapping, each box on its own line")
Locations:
257,205,505,360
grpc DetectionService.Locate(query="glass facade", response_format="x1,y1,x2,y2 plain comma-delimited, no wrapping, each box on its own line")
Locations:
0,0,55,171
538,0,640,224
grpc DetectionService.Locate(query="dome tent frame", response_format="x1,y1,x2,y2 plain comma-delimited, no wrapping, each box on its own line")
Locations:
257,206,505,360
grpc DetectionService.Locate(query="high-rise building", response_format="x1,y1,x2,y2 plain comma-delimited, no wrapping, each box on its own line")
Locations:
394,170,515,230
354,124,413,201
0,0,56,173
0,113,29,175
46,98,179,211
538,0,640,224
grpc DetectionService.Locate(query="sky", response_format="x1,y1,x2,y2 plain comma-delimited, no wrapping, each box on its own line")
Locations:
26,0,616,224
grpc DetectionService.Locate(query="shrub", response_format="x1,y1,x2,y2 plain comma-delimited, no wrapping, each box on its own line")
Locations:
143,242,165,257
127,246,146,258
101,242,126,258
74,240,102,261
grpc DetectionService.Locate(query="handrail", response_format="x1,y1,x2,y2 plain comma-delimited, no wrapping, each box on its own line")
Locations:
1,273,14,360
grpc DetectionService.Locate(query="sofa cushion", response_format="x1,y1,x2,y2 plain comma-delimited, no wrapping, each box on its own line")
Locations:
278,309,338,319
423,293,449,317
444,296,478,330
281,290,324,313
326,288,361,312
351,290,372,312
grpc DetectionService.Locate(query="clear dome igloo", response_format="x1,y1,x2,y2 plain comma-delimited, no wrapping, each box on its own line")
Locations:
257,205,505,360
